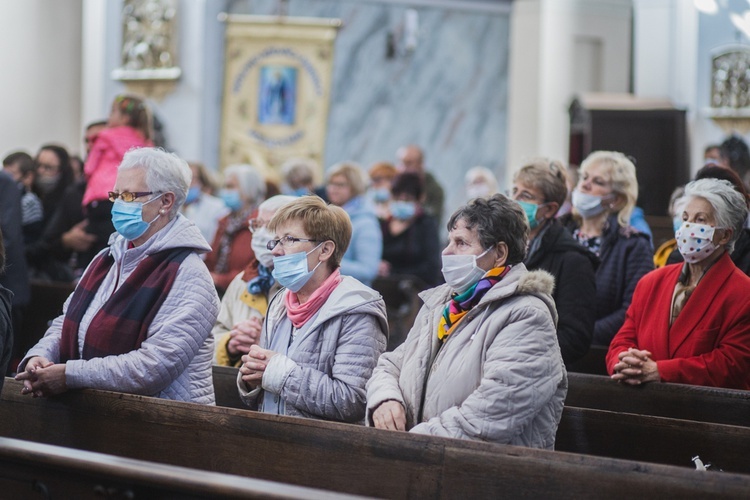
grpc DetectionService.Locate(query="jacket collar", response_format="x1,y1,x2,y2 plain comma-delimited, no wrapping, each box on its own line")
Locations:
668,251,736,355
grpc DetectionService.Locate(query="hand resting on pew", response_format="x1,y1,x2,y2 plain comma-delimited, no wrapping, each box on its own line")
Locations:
371,400,406,431
610,347,660,385
15,356,67,397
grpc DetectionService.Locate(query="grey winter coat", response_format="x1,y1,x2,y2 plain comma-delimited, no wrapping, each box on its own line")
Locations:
21,214,219,404
238,275,388,423
366,264,567,449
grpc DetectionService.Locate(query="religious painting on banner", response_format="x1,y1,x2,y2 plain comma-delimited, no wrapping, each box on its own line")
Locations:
220,14,341,181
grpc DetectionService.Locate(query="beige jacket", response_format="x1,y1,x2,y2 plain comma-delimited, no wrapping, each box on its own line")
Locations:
366,264,567,449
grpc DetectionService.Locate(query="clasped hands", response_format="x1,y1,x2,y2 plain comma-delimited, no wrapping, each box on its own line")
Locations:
611,347,660,385
239,345,278,390
226,316,262,357
14,356,68,397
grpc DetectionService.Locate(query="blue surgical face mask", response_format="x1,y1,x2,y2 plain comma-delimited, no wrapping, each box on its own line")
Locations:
185,186,201,205
111,195,163,241
271,243,323,292
369,187,391,204
390,200,417,220
219,188,243,211
517,200,542,230
672,216,683,235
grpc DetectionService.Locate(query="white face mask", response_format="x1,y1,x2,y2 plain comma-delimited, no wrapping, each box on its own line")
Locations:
251,227,275,268
572,189,607,218
675,222,720,264
441,247,492,294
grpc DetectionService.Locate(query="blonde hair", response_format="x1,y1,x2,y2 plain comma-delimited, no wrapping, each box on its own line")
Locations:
326,161,367,197
512,158,568,208
268,196,352,268
580,151,638,228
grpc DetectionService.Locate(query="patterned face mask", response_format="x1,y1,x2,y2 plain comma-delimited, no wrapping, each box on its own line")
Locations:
675,221,720,264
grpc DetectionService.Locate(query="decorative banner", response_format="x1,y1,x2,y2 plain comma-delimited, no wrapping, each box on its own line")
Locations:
220,14,341,180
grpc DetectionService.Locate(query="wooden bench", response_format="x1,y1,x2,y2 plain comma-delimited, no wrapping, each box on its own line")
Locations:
567,372,750,427
2,378,749,498
0,437,358,499
212,366,750,473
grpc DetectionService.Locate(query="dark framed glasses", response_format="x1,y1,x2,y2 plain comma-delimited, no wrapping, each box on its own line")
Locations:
266,235,320,250
108,191,161,202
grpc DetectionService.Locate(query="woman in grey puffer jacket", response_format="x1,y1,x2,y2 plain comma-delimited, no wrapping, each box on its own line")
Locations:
367,194,567,448
238,196,387,423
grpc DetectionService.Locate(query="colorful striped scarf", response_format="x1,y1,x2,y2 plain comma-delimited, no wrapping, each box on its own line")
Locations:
437,266,510,342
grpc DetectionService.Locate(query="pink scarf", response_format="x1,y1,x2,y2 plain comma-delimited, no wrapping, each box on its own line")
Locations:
284,269,343,328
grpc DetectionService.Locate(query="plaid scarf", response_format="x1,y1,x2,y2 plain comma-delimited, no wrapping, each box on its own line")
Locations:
59,247,191,361
437,266,510,342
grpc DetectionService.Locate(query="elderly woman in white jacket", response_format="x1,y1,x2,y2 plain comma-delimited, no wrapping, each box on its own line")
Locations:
238,196,387,422
367,194,567,448
16,148,219,404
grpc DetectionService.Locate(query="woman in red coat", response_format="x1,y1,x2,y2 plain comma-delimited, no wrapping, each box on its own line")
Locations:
607,178,750,389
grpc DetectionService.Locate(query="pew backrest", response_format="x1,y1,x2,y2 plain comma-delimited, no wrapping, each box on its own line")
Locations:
3,378,750,498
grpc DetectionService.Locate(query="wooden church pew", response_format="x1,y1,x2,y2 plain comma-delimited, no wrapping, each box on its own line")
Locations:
1,378,749,498
0,437,359,499
566,372,750,427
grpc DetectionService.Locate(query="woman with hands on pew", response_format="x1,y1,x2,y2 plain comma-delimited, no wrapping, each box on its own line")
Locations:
237,196,387,422
607,178,750,389
213,195,296,367
16,148,219,403
366,194,567,448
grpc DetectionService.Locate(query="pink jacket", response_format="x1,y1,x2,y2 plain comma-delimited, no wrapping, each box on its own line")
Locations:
83,126,152,206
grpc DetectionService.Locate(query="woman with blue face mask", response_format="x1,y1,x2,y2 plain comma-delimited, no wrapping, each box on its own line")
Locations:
15,148,219,404
204,164,266,294
213,195,296,367
559,151,653,347
378,172,442,288
367,194,567,448
511,159,598,366
607,178,750,389
237,196,387,423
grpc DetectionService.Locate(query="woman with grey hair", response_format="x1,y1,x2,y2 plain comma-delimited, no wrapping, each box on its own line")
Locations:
205,164,267,293
607,178,750,389
367,194,567,448
16,148,219,403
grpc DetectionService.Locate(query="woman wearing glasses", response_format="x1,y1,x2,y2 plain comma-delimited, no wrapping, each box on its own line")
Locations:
237,196,387,423
561,151,653,347
16,148,219,404
213,195,296,367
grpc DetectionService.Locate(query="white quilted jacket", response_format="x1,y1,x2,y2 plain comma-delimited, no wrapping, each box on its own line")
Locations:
21,214,219,404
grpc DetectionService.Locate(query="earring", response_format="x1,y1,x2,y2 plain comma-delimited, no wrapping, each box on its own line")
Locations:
160,209,165,214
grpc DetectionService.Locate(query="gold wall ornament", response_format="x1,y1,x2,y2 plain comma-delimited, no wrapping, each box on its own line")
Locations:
111,0,181,101
708,47,750,134
219,14,341,180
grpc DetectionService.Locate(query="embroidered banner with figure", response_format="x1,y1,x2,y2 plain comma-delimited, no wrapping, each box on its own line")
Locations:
220,14,340,180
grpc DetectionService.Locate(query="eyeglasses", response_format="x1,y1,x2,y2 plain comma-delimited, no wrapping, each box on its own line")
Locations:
37,163,59,173
248,218,269,233
266,235,320,250
108,191,161,202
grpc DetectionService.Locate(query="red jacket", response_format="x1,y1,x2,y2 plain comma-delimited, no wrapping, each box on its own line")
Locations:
205,210,257,293
606,252,750,389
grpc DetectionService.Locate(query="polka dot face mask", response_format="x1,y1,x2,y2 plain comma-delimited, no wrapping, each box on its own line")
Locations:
675,222,719,264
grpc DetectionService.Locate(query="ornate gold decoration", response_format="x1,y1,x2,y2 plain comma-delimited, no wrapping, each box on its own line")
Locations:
111,0,181,100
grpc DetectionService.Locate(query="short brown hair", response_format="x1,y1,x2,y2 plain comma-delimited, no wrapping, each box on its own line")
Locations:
513,158,568,208
369,162,397,182
268,196,352,268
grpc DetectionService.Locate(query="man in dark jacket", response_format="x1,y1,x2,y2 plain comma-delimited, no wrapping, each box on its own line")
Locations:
0,234,13,386
512,160,598,366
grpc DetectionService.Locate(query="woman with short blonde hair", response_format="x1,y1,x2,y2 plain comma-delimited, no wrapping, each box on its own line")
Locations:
562,150,653,346
238,196,387,422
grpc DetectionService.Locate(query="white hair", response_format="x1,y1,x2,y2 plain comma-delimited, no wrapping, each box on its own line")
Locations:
465,166,498,192
684,178,748,252
258,194,297,213
224,164,266,205
118,147,190,218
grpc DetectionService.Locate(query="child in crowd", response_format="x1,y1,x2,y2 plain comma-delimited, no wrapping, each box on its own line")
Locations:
2,152,44,245
82,94,153,239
